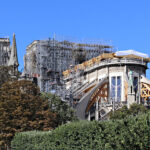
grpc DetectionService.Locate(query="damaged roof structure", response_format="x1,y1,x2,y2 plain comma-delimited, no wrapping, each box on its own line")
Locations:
63,50,150,120
22,37,112,96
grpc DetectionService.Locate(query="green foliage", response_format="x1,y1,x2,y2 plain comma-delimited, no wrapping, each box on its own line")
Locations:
41,92,77,126
129,103,149,115
11,112,150,150
109,103,150,120
0,80,56,148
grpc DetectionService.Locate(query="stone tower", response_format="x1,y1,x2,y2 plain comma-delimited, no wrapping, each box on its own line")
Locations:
8,33,19,72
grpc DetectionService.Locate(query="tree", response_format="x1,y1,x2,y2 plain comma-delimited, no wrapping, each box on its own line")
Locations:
0,80,56,148
0,66,12,87
0,66,20,87
41,93,77,126
109,103,150,120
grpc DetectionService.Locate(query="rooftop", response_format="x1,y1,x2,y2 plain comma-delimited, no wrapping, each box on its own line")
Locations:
115,50,149,58
63,50,150,77
0,38,10,42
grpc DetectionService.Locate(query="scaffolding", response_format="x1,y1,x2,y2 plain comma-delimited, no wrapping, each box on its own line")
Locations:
23,36,113,96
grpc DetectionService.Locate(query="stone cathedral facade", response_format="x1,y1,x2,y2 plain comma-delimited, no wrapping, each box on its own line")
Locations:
0,33,19,71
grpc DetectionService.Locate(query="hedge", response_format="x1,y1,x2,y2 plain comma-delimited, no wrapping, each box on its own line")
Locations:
11,112,150,150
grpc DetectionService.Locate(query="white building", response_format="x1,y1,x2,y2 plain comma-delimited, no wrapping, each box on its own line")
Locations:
63,50,150,120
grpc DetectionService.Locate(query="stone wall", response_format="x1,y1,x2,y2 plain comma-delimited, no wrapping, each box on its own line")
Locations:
0,39,10,66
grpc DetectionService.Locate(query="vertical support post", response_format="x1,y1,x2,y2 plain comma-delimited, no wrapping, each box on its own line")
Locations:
96,69,98,81
95,99,99,121
88,111,91,121
124,65,127,102
107,66,109,103
127,70,135,108
113,97,115,113
138,74,141,104
87,73,89,83
106,66,109,76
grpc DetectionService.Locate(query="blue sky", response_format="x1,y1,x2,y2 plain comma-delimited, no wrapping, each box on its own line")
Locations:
1,0,150,77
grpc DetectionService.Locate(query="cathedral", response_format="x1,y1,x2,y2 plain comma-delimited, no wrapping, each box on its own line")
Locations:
0,33,19,71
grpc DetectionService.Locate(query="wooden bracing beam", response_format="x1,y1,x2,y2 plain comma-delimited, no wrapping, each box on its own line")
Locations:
124,81,128,101
83,84,96,93
141,82,150,100
86,82,109,113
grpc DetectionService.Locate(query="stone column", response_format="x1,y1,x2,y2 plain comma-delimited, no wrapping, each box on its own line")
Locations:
138,74,141,104
127,93,135,108
127,70,135,108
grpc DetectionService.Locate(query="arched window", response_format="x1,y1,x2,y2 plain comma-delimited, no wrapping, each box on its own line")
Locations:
110,76,122,102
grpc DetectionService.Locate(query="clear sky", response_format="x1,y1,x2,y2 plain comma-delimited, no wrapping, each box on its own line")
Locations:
1,0,150,77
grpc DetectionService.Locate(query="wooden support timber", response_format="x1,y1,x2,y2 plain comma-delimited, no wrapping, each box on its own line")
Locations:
85,82,109,113
83,84,96,93
124,81,128,101
63,52,150,78
141,82,150,100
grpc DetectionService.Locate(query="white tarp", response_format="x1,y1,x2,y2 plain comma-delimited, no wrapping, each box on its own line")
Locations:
115,50,149,58
141,75,150,84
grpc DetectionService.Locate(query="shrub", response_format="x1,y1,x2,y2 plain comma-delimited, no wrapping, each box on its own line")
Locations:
109,103,150,120
11,112,150,150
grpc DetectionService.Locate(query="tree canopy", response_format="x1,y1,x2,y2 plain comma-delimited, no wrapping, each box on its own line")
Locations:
41,93,77,126
0,80,56,148
0,66,20,87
